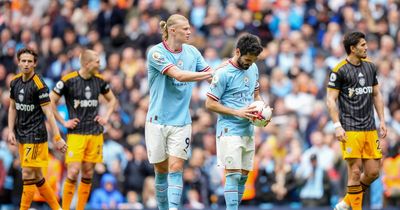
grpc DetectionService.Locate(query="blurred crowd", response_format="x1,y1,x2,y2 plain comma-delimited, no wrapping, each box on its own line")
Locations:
1,0,400,209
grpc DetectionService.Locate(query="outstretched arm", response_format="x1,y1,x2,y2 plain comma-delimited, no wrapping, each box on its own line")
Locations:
165,66,213,82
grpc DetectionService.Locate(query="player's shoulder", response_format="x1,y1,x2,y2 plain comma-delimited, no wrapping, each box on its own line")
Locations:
61,71,79,82
93,73,106,81
32,74,48,90
332,59,348,73
10,73,23,84
361,58,373,63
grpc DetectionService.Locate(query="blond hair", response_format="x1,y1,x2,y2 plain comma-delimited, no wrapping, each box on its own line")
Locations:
160,14,188,40
79,49,97,66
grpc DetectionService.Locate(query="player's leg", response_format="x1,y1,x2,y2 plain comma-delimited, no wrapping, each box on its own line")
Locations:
238,136,255,204
75,134,104,210
360,130,383,193
238,170,249,204
20,167,37,210
62,134,87,210
75,162,95,210
33,168,61,210
335,131,363,210
20,142,60,210
167,156,185,210
166,124,192,210
145,122,169,210
345,158,364,210
217,136,244,210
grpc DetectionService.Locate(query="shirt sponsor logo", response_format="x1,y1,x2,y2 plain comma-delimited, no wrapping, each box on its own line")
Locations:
348,86,373,97
73,99,98,108
16,103,35,111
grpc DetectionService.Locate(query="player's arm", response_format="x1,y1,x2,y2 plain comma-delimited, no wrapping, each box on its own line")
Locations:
165,66,213,82
41,104,67,153
95,90,118,126
50,91,80,129
326,88,347,142
205,96,257,120
254,89,263,101
7,99,17,145
373,84,387,138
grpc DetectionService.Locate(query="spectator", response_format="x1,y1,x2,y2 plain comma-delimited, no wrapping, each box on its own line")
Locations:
89,173,124,209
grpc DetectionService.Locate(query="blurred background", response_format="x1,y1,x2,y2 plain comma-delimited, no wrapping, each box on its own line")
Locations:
0,0,400,209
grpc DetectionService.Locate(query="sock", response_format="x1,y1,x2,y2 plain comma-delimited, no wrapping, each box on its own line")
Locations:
62,178,76,210
155,172,168,210
343,193,350,206
238,175,248,204
360,181,370,192
76,178,92,210
224,172,241,210
168,171,183,209
20,179,37,210
347,185,363,210
36,178,61,210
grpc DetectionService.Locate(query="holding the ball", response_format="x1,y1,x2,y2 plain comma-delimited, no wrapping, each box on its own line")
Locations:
249,100,272,127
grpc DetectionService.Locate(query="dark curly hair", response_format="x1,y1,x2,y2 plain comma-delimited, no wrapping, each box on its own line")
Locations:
236,34,263,56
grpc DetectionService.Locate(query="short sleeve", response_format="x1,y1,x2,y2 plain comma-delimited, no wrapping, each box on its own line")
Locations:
10,80,15,100
207,70,227,101
147,48,174,74
37,86,50,106
327,70,343,90
100,80,111,94
193,47,210,72
53,80,66,96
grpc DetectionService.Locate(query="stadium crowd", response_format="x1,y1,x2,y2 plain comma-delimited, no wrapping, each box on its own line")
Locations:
0,0,400,209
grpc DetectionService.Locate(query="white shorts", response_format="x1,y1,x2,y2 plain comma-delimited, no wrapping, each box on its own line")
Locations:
216,136,255,171
145,122,192,164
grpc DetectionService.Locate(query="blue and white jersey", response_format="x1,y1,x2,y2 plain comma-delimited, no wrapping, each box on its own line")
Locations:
207,60,260,137
146,41,210,126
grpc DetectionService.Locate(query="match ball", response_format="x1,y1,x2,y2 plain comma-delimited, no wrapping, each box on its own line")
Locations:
249,101,272,127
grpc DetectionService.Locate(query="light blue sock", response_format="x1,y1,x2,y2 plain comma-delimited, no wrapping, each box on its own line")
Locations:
224,172,241,210
168,171,183,209
238,174,248,204
155,172,168,210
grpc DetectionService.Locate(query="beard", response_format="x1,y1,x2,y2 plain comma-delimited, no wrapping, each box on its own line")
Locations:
237,58,251,70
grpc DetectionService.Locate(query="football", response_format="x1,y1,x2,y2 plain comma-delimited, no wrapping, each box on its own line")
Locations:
249,101,272,127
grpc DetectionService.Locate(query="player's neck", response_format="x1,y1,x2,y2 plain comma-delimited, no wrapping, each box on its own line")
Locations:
165,39,182,52
79,69,92,79
22,71,35,82
346,55,361,66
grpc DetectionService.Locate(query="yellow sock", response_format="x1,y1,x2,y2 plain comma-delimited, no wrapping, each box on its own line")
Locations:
20,181,36,210
36,178,61,210
343,193,350,206
347,185,363,210
62,178,76,210
76,178,92,210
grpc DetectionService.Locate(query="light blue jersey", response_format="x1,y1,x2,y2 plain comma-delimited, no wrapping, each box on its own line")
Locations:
207,60,259,136
147,41,210,126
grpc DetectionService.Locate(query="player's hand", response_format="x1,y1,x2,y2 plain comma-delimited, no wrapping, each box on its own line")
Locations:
7,131,17,145
335,126,347,143
54,138,67,153
236,105,258,120
379,121,387,138
63,118,80,129
94,115,108,126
